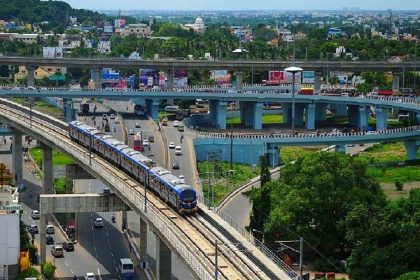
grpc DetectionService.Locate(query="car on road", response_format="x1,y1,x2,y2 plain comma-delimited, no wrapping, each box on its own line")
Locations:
94,217,104,228
173,120,180,127
46,235,54,245
63,242,75,251
175,146,182,155
84,272,95,280
28,224,39,234
114,117,120,124
110,114,115,120
102,114,107,120
168,142,175,149
142,139,149,146
148,135,154,142
172,162,180,170
46,225,55,234
51,245,64,257
129,129,135,135
135,122,141,128
178,175,185,184
366,131,378,135
31,210,40,220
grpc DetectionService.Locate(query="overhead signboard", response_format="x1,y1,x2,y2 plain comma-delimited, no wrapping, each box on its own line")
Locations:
268,70,301,84
302,71,315,84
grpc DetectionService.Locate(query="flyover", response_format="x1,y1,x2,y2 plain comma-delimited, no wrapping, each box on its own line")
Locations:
0,98,297,280
0,56,419,72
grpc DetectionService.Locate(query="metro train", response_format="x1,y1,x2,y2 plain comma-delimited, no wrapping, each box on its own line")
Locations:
69,121,198,214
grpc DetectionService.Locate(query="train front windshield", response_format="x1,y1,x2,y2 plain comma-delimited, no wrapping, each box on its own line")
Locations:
181,189,195,202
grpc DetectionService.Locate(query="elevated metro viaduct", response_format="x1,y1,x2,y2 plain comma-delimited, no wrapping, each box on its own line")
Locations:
1,89,420,132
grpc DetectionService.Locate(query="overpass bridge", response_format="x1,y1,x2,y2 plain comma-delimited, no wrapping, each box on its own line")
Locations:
0,98,298,280
0,56,418,72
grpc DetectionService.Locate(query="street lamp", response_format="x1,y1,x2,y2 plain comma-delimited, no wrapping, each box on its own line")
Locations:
275,237,304,279
251,228,265,243
284,66,303,135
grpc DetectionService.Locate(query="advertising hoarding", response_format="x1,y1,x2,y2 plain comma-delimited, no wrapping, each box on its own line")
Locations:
103,25,113,33
114,19,126,29
268,70,301,84
211,70,231,84
302,71,315,84
43,47,63,58
139,69,157,86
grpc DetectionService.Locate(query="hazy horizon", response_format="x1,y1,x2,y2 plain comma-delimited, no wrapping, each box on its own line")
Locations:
62,0,420,11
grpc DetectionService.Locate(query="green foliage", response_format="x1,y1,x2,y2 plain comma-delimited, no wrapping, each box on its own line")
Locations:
347,189,420,280
249,152,386,269
54,177,66,194
16,267,40,280
395,272,420,280
395,179,404,191
30,147,73,167
41,262,56,280
259,155,271,187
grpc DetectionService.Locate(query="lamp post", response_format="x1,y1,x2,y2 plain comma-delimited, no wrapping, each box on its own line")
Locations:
284,66,303,135
251,228,265,244
231,44,248,170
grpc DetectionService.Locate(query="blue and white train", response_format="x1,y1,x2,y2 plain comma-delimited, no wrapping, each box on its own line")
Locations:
69,121,198,214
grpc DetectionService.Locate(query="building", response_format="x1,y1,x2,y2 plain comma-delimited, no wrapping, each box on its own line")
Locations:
98,40,111,54
14,66,66,82
0,185,20,280
119,24,152,38
183,17,206,34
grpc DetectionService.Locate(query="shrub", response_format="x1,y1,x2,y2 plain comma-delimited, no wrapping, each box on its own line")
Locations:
395,179,404,191
41,262,56,280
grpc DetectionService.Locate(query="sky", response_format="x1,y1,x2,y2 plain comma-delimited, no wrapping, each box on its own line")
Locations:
62,0,420,11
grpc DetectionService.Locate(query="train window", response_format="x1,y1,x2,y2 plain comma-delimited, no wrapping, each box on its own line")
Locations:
181,190,195,201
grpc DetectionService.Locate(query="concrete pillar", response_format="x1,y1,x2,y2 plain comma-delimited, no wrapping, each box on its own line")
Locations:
404,140,419,161
209,100,217,126
235,71,243,91
314,72,322,94
336,104,348,117
282,103,291,124
375,107,389,130
348,105,359,127
26,66,35,87
266,143,280,167
156,234,171,280
122,206,127,231
40,214,47,264
12,129,23,186
416,113,420,124
305,103,316,130
336,145,346,154
315,104,327,121
295,104,305,127
92,68,103,89
146,99,159,120
140,217,148,269
252,103,263,129
239,102,263,129
392,72,400,92
215,101,227,129
166,69,174,90
63,98,75,122
41,144,53,194
358,106,369,130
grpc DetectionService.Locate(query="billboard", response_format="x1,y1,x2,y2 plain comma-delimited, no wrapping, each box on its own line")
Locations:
43,47,63,58
174,69,188,78
302,71,315,84
104,25,113,33
139,69,157,86
211,70,231,84
268,70,301,84
114,19,126,29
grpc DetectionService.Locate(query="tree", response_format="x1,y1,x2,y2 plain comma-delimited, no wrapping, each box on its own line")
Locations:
259,155,271,187
347,189,420,280
249,152,386,268
41,262,56,280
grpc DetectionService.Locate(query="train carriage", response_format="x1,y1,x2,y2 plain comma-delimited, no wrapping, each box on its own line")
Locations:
93,135,113,156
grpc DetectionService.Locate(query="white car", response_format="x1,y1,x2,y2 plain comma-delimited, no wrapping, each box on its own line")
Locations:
114,117,120,124
94,218,104,228
175,146,182,155
46,225,55,234
173,120,180,127
169,142,175,149
366,131,378,135
142,139,149,146
178,175,185,184
31,210,40,219
129,129,135,135
84,272,95,280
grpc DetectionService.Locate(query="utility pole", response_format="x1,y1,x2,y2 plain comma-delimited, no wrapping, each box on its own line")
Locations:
215,240,218,280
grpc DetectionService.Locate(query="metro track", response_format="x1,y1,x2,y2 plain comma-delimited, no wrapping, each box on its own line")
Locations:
0,98,290,280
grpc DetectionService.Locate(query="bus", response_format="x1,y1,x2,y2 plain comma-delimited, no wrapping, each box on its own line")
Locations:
164,105,179,113
119,258,134,280
133,134,142,151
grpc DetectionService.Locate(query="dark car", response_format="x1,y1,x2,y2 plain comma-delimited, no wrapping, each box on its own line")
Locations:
63,242,74,251
28,224,39,234
172,162,180,170
46,235,54,245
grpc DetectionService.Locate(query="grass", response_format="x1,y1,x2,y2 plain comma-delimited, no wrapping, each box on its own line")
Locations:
29,147,73,167
54,177,66,194
197,161,258,206
11,98,64,119
158,112,173,119
358,142,420,163
280,146,326,163
367,166,420,183
226,114,284,124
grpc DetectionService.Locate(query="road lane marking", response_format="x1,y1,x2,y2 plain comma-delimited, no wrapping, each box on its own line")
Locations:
70,269,74,274
65,261,69,266
97,268,102,280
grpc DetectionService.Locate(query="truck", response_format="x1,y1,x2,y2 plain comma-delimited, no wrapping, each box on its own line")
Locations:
298,88,314,95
